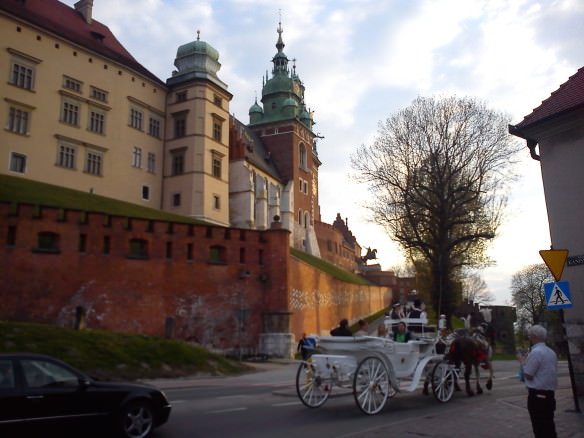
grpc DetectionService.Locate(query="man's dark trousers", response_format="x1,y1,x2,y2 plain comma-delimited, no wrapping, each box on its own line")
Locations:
527,388,557,438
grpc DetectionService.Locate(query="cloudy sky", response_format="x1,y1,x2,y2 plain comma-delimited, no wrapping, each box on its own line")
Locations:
62,0,584,304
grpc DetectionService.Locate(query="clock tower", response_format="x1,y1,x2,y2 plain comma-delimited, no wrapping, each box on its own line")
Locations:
248,21,321,255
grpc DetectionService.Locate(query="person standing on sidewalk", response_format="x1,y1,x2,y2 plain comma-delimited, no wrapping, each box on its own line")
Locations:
518,324,558,438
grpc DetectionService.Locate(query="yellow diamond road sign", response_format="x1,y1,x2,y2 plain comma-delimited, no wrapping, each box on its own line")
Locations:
539,249,569,282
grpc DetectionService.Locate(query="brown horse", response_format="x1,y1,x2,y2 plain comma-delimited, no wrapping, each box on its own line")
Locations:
445,336,493,396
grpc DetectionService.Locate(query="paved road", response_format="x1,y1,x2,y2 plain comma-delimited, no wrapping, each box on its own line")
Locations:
145,360,583,438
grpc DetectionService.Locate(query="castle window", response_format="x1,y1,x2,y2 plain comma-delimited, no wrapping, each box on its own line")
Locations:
90,86,108,102
6,225,17,246
78,233,87,253
214,95,222,107
299,143,307,169
102,236,110,254
147,152,156,173
129,108,143,130
9,152,26,173
209,245,226,264
132,146,142,168
212,154,222,178
212,120,222,142
7,106,30,135
128,238,148,259
34,232,60,253
239,247,246,264
166,242,172,259
84,149,103,176
88,109,105,134
187,243,193,261
148,117,161,138
63,76,82,93
213,195,220,210
10,61,35,90
171,193,181,207
176,91,186,102
142,185,150,201
57,144,76,169
171,149,185,175
61,98,80,126
174,115,186,138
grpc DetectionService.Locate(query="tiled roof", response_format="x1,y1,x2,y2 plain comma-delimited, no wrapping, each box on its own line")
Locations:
515,66,584,129
231,117,283,181
0,0,163,85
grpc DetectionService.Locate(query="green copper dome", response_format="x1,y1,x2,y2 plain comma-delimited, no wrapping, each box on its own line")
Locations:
249,100,263,113
176,34,219,61
173,31,222,80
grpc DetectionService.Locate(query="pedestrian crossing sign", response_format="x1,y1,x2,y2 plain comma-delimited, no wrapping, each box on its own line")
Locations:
544,282,573,309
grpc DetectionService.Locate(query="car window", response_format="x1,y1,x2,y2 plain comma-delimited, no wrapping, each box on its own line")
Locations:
0,359,16,389
22,359,79,388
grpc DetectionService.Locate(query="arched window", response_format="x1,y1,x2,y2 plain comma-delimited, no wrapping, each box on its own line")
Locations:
298,209,303,224
299,143,307,169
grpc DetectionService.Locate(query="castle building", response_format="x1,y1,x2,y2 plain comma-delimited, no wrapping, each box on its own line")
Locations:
0,0,366,270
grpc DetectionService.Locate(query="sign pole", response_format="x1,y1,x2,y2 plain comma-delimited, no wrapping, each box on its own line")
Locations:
560,308,581,412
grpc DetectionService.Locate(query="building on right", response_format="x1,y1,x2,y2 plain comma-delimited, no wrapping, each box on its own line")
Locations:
509,66,584,404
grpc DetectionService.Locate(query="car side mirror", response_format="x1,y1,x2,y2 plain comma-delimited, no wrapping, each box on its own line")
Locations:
78,378,91,389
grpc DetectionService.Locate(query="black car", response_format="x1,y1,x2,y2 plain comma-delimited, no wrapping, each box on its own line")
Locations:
0,353,171,437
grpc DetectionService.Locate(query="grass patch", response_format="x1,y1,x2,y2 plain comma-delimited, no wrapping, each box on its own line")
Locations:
0,321,250,381
291,248,372,285
0,174,209,225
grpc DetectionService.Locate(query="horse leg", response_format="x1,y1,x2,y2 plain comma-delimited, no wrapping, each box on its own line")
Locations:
465,364,474,396
475,364,483,395
486,348,493,390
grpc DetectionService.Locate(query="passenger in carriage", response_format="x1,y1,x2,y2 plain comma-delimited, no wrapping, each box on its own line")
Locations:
407,299,426,333
354,319,369,336
330,318,352,336
389,302,405,335
393,322,412,343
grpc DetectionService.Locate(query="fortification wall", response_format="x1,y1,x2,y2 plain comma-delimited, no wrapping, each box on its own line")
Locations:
1,202,391,356
289,257,392,337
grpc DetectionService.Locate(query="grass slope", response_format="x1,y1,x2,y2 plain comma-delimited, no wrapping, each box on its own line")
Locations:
0,174,208,224
291,247,372,285
0,321,249,380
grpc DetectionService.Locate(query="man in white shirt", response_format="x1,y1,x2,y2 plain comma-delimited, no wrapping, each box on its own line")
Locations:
518,324,558,438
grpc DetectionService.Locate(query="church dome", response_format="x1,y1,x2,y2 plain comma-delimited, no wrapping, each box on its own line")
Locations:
176,38,219,62
283,96,298,108
173,31,221,78
249,100,263,114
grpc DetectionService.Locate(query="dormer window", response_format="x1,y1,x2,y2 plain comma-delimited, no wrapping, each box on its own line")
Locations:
90,31,105,43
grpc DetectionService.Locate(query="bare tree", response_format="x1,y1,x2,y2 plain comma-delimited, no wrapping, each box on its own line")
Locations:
462,272,494,305
351,96,520,318
511,263,554,331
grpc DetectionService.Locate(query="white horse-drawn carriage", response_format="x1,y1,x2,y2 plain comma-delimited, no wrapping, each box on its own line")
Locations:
296,318,458,415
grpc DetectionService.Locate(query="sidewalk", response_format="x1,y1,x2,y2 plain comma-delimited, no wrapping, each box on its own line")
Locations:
346,386,584,438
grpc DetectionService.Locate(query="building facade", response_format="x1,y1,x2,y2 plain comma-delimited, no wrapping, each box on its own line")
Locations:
510,66,584,403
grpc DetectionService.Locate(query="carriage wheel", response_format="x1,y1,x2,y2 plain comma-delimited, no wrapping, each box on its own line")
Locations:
296,362,330,408
353,356,391,415
431,361,455,402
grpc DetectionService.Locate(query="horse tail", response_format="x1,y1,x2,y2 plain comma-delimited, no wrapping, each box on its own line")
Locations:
445,339,462,369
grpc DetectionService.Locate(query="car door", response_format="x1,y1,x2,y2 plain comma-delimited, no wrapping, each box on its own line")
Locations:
0,358,27,425
20,358,101,425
